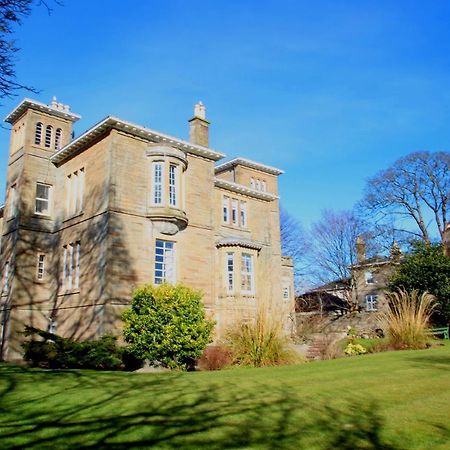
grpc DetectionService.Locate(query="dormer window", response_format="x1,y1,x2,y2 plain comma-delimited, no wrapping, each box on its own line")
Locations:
35,122,43,145
45,125,53,148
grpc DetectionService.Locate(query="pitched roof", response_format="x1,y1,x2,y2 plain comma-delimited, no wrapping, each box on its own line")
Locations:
215,157,284,176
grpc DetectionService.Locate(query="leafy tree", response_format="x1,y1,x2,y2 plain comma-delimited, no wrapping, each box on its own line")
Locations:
361,152,450,244
389,243,450,325
122,283,214,370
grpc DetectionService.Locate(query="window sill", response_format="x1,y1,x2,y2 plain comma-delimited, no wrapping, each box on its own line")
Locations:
33,213,53,220
63,212,84,223
221,223,250,232
57,289,80,296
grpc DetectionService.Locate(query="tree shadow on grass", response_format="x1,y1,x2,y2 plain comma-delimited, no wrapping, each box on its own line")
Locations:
0,365,405,449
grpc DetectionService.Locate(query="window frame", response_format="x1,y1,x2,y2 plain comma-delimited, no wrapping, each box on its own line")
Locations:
35,182,52,216
223,196,230,224
240,201,247,228
241,253,255,295
2,261,10,295
231,199,238,225
365,294,378,312
152,161,164,206
169,163,178,207
226,252,234,294
45,125,53,148
154,239,176,285
36,254,46,281
365,271,375,285
35,122,43,145
55,128,62,150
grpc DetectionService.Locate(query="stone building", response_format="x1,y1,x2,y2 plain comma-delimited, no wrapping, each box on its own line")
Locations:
0,97,294,360
350,237,402,313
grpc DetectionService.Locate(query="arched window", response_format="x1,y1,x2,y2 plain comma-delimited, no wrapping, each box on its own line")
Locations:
55,128,62,150
45,125,53,148
35,122,43,145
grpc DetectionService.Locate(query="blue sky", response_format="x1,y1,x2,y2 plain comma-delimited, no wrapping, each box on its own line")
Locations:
1,0,450,227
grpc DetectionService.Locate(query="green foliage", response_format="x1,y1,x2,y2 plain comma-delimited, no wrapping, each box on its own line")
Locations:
21,326,143,371
389,242,450,324
378,289,436,349
344,343,367,356
122,283,214,370
227,309,299,367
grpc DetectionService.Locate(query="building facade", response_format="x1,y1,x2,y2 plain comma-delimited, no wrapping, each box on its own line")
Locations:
0,98,294,360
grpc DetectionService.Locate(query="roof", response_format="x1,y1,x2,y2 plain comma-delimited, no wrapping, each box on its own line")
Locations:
350,256,396,269
296,292,348,313
214,178,279,201
310,278,351,293
215,157,284,176
4,98,81,124
51,116,226,165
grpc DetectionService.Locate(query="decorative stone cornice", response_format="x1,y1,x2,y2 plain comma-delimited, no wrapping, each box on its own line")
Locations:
214,178,278,201
216,237,262,251
51,116,226,165
4,98,81,124
146,145,188,169
215,157,284,176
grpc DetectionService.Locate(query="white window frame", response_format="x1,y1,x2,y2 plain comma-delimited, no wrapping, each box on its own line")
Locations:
169,163,178,207
282,281,290,300
250,178,255,189
231,199,238,225
223,196,230,224
240,201,247,228
241,253,254,295
35,182,52,216
154,239,176,284
365,271,375,285
66,168,85,217
62,242,80,291
256,180,261,191
152,161,164,206
366,295,378,312
226,252,234,293
8,183,18,219
36,254,46,280
261,181,266,192
2,261,10,295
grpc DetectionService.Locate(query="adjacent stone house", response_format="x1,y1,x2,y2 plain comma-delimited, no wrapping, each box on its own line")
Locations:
0,97,294,360
350,237,402,314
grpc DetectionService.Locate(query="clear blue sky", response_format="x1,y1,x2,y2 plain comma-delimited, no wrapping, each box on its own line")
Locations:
1,0,450,227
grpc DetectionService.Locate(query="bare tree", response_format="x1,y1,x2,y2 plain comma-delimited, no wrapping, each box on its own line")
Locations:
0,1,59,101
361,151,450,244
279,206,309,292
309,209,364,284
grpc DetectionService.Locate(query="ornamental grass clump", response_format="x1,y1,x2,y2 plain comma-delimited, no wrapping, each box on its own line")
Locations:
227,309,299,367
378,289,436,349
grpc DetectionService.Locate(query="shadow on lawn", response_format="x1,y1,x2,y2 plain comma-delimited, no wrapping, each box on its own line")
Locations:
0,365,401,450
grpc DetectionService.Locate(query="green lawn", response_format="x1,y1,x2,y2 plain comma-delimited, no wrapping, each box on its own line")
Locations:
1,343,449,449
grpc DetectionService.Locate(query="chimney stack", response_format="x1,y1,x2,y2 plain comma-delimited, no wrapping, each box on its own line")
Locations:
189,101,209,147
390,241,401,262
356,236,366,263
444,223,450,258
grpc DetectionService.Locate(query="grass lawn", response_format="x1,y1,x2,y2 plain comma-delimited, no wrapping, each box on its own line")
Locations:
1,343,449,449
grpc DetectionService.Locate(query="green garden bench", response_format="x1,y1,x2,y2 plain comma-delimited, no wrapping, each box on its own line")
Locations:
425,327,449,339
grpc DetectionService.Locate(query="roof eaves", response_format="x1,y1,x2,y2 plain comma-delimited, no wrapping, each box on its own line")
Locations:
215,157,284,176
214,178,279,201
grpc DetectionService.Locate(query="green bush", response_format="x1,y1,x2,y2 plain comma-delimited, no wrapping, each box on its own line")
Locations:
22,327,143,371
122,283,214,370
